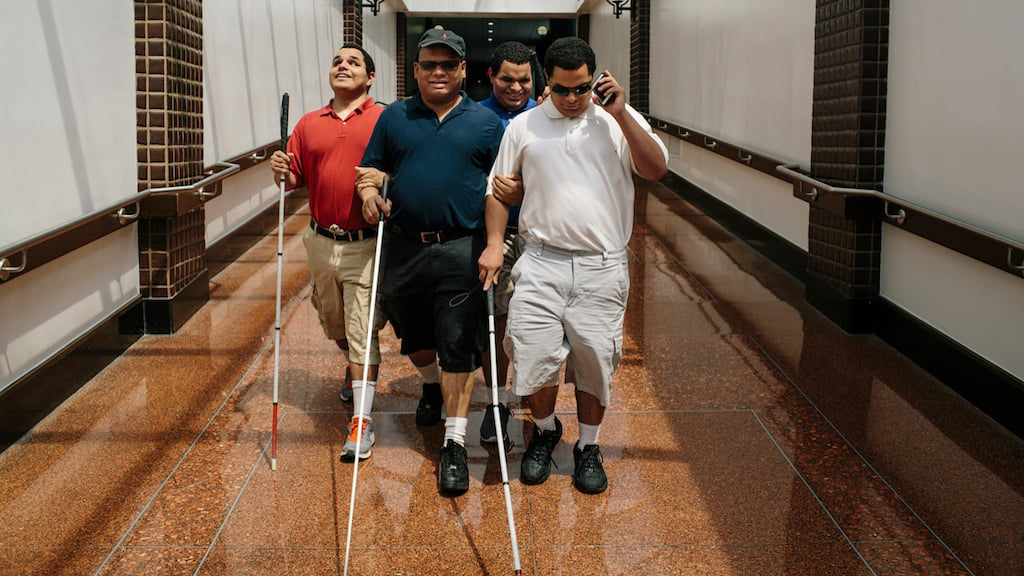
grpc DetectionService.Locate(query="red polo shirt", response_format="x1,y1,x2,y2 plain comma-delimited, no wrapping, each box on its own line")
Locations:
287,97,383,231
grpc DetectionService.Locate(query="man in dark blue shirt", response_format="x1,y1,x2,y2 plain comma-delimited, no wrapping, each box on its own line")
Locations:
358,28,504,496
475,41,537,446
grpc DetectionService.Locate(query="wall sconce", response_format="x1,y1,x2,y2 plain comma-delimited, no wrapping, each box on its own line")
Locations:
362,0,385,16
605,0,633,19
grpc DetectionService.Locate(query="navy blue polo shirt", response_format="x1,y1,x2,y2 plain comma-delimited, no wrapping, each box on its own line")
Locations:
478,94,536,228
361,91,504,232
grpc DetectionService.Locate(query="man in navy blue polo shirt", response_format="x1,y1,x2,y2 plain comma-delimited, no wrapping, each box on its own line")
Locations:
357,28,504,496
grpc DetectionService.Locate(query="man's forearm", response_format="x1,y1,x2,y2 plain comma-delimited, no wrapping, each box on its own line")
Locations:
485,195,511,247
615,111,668,181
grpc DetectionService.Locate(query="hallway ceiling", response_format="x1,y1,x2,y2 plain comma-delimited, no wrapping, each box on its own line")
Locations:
390,0,585,15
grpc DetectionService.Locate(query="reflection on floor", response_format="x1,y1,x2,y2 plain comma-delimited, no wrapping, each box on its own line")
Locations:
1,180,1022,576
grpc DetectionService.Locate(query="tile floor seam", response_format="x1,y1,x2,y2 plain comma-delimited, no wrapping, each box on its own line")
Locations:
748,409,880,576
190,417,282,576
745,337,981,576
90,328,282,576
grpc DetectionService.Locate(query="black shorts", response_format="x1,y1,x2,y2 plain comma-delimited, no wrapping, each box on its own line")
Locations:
379,228,486,373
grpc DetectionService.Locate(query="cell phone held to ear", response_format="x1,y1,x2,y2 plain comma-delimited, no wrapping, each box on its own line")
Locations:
593,71,615,106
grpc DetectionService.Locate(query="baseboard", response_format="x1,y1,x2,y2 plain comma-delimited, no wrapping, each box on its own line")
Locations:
659,170,808,282
876,300,1024,439
659,168,1022,440
0,312,141,452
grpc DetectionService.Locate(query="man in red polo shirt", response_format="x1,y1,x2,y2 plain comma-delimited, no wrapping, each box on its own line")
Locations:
269,43,383,463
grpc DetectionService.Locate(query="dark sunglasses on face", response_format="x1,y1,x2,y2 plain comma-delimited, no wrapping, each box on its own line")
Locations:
418,60,461,72
549,82,593,97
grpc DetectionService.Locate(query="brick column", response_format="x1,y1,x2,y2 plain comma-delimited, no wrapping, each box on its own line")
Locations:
397,13,408,98
808,0,889,333
132,0,208,334
577,14,590,44
343,0,364,44
629,0,650,113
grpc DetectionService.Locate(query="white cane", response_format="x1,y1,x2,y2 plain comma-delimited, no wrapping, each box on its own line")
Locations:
271,92,289,471
343,177,389,576
487,288,523,575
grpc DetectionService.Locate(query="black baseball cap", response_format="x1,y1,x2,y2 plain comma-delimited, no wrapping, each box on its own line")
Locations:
417,28,465,59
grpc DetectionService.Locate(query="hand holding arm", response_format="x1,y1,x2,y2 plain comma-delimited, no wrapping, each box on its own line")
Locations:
356,166,391,225
491,173,524,206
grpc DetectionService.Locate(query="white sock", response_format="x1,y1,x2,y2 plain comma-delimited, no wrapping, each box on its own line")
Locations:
444,416,468,446
533,412,557,432
578,422,601,448
352,380,376,418
416,361,441,384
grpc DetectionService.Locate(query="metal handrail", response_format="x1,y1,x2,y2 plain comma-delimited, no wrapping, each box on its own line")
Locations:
776,163,1024,277
0,161,240,282
644,112,1024,280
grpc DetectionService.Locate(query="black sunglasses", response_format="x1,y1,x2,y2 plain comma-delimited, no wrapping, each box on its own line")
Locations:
549,82,593,97
418,60,461,72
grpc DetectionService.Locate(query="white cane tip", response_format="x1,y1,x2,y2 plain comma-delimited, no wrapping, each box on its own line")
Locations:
271,458,277,471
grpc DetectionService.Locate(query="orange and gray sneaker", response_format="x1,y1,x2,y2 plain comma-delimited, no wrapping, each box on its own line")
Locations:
340,416,374,462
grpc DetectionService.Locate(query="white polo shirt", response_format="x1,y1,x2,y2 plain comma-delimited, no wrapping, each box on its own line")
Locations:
486,97,667,253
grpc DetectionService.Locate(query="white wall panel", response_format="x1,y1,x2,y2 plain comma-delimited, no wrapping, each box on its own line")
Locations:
363,4,400,105
0,229,139,392
886,0,1024,244
204,0,345,165
881,227,1024,379
669,143,809,251
882,0,1024,382
205,164,280,247
650,0,814,164
586,1,631,99
0,0,136,246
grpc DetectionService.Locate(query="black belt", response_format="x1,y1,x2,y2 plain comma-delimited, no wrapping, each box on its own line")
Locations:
505,225,519,236
389,224,477,245
309,219,376,242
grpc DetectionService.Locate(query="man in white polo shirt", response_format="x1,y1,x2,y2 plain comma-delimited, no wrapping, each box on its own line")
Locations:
478,37,668,494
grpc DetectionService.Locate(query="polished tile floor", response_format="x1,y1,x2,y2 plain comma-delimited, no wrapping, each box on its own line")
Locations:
1,180,1022,575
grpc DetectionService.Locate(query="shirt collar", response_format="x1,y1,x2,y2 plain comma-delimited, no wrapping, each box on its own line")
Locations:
540,96,595,120
320,97,377,118
411,90,472,115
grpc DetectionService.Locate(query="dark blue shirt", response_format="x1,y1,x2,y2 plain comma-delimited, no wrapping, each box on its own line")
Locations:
478,94,536,127
361,92,504,231
478,95,536,228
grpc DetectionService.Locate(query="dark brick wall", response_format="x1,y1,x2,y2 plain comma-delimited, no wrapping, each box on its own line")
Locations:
344,0,364,44
135,0,207,312
808,0,890,332
629,0,650,113
397,13,407,98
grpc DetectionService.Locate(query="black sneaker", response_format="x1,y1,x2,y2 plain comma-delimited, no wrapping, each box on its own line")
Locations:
415,383,443,426
437,440,469,495
479,403,512,444
572,443,608,494
521,418,562,485
339,368,353,403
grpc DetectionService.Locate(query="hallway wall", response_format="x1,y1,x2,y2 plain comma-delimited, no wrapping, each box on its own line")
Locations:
586,1,631,99
647,0,814,251
0,0,363,395
203,0,349,247
0,1,139,393
882,0,1024,380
